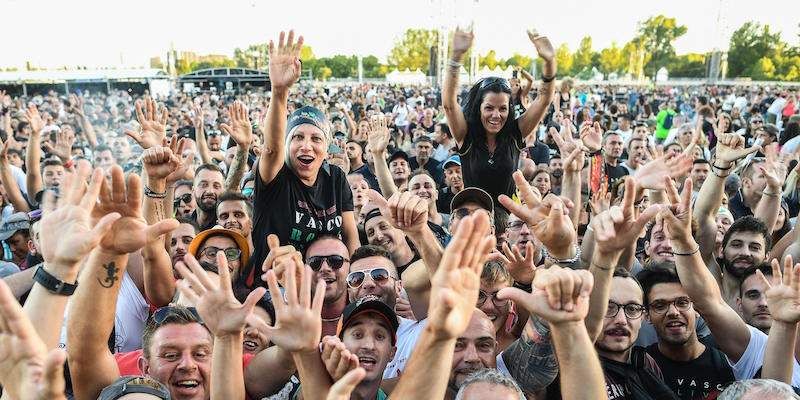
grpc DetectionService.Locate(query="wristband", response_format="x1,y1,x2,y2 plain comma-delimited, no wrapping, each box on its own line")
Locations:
144,185,167,199
543,244,581,265
762,191,781,197
447,59,462,69
62,160,74,169
33,266,78,296
513,281,533,293
541,74,555,83
712,169,729,179
712,162,732,170
672,243,700,256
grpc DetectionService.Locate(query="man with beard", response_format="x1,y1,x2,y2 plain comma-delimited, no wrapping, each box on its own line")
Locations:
438,155,463,214
192,164,224,230
717,216,771,310
215,191,253,254
170,218,199,266
306,235,352,338
737,264,773,333
547,154,563,195
188,225,249,285
600,131,629,191
409,136,443,186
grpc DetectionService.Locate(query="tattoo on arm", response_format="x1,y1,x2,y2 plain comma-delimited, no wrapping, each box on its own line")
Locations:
501,314,558,392
226,148,247,192
97,262,119,288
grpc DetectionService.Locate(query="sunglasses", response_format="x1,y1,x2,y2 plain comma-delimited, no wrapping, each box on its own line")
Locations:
452,207,491,220
307,255,349,271
200,246,242,261
175,193,193,205
242,187,254,197
346,267,396,288
152,306,203,325
480,77,511,91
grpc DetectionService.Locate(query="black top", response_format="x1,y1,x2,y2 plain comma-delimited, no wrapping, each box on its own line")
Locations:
242,161,354,289
437,186,457,214
645,341,735,400
457,119,525,210
409,156,444,186
527,140,550,166
604,162,630,192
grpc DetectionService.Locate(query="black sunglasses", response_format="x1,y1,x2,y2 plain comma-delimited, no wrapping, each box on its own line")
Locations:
346,267,395,288
307,255,349,271
152,306,203,325
175,193,193,205
480,77,511,91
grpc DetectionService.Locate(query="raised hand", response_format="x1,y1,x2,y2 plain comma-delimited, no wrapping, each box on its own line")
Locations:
124,96,168,150
42,129,75,162
714,132,760,165
142,146,180,181
91,166,179,255
428,212,495,340
220,101,252,147
164,135,193,183
268,30,304,92
175,253,266,337
499,241,536,285
761,143,788,190
327,368,366,400
320,336,359,381
40,168,120,267
591,178,660,255
659,176,693,242
367,189,428,235
191,102,204,128
69,94,85,118
579,122,603,152
499,171,575,259
759,256,800,324
450,27,474,59
367,114,390,155
260,234,304,290
588,186,611,217
549,126,587,173
254,262,325,353
25,104,45,135
0,281,67,400
633,152,692,190
498,265,593,324
528,29,555,61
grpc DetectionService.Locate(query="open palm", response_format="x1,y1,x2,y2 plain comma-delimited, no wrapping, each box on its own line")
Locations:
269,30,304,91
220,101,252,147
761,256,800,324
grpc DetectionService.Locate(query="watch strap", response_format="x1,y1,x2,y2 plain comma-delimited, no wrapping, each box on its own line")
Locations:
33,266,78,296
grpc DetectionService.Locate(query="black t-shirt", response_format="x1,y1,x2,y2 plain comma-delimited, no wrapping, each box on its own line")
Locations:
409,156,444,186
457,119,525,210
437,186,456,214
645,342,735,400
605,162,630,192
242,161,354,289
527,141,550,166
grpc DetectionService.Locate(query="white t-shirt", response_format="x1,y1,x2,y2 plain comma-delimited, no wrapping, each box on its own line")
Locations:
382,317,427,379
727,324,800,385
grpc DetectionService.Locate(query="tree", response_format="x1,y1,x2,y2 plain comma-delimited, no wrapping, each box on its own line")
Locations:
388,28,438,71
634,15,687,77
479,50,503,70
598,41,626,76
750,57,776,80
504,52,532,70
555,43,574,76
572,36,594,75
233,44,268,69
666,54,706,78
728,21,782,78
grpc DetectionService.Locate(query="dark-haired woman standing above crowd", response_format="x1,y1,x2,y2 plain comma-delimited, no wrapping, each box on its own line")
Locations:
442,27,557,208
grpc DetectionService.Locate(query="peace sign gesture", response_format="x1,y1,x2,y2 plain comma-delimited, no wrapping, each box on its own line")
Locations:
268,30,304,92
591,177,660,255
549,126,587,173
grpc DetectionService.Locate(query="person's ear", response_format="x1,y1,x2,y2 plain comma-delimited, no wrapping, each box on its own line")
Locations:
27,239,36,255
138,356,150,376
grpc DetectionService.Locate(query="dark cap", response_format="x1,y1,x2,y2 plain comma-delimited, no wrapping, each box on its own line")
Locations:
0,212,30,241
450,187,494,215
286,106,330,140
337,295,399,345
388,149,409,163
98,376,170,400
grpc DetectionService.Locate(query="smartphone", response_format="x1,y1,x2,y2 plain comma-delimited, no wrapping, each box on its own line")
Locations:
512,70,518,79
328,143,343,154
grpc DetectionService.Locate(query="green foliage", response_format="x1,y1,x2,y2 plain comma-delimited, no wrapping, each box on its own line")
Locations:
666,53,707,78
555,43,573,76
727,22,781,77
751,57,776,80
598,41,626,75
479,50,504,70
572,36,594,75
634,15,687,77
504,52,532,69
388,28,439,71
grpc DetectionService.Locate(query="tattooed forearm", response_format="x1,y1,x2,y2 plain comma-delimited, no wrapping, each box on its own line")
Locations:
501,314,558,392
97,261,119,288
225,147,247,192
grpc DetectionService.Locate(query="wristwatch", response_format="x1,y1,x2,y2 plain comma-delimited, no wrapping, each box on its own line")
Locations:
33,266,78,296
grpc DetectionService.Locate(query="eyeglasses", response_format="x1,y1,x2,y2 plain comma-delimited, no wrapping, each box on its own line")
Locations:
307,255,349,271
477,289,509,308
346,268,396,288
152,306,203,325
200,246,242,261
452,207,491,220
507,220,527,231
648,297,693,315
242,187,254,197
175,193,193,205
751,120,763,124
480,77,511,91
606,302,646,320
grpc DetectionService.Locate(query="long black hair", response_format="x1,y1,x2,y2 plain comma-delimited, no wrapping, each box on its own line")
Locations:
462,77,514,136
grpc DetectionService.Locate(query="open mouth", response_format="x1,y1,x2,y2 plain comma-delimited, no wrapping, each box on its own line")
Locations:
665,321,685,331
297,155,315,168
657,251,674,259
358,355,377,369
605,328,630,338
173,379,201,394
243,340,259,352
201,195,216,204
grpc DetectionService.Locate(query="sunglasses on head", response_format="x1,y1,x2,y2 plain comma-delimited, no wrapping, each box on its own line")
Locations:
346,267,396,288
242,187,254,197
307,255,349,271
480,77,511,91
152,306,203,325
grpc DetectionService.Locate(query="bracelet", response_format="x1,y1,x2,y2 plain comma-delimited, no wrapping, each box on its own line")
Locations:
672,243,700,256
712,162,732,170
712,169,729,179
447,59,462,69
62,160,73,169
144,185,167,199
541,74,556,83
590,261,615,271
513,281,533,293
762,191,781,197
543,244,581,265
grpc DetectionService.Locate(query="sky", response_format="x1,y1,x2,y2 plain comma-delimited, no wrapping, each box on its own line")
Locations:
1,0,798,70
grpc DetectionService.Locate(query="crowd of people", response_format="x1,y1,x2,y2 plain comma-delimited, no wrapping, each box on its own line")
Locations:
1,27,800,400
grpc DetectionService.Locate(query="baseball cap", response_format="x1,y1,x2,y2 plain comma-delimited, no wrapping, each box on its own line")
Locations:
0,212,30,242
645,119,657,127
443,155,461,168
337,295,399,345
0,261,20,278
450,187,494,215
388,149,409,163
188,225,250,267
98,376,170,400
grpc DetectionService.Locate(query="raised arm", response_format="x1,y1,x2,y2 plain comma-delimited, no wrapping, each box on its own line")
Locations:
368,114,397,198
549,125,587,226
191,102,214,165
25,104,45,201
442,27,472,146
661,176,752,362
390,212,494,399
517,30,557,138
518,68,534,108
0,138,30,212
760,256,800,383
753,145,787,233
174,253,266,400
67,167,178,400
260,30,303,186
71,94,97,148
122,96,168,151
